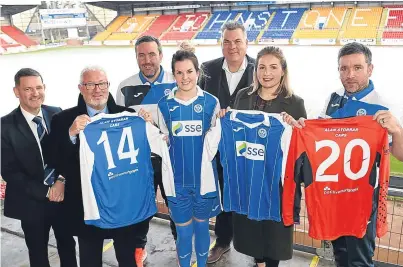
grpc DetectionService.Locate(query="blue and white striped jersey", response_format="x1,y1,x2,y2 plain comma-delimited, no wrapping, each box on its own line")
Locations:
79,112,174,229
219,110,292,221
157,87,220,195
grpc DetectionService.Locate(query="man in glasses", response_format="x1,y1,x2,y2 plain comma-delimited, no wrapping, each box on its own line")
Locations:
49,66,151,267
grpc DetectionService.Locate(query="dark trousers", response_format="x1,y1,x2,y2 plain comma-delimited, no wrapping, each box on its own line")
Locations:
79,218,152,267
214,153,233,247
254,257,280,267
21,202,77,267
136,157,177,249
331,207,376,267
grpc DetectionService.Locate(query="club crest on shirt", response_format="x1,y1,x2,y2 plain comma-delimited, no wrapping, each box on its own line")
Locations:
194,104,203,113
164,89,171,96
258,128,267,138
356,108,367,116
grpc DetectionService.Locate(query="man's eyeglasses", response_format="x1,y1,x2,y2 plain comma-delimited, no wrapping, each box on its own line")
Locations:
82,82,110,90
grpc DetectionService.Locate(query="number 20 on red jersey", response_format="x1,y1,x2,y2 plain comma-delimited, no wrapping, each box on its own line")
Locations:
282,116,390,240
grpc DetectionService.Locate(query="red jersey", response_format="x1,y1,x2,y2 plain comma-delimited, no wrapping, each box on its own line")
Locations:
282,116,390,240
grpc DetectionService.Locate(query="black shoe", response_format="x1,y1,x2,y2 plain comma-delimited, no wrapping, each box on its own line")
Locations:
207,243,231,264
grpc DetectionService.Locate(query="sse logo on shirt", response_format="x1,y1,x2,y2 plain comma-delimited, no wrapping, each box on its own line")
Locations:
172,120,203,136
236,141,265,161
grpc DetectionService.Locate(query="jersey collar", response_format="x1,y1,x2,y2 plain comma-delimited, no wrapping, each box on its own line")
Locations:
230,109,271,128
344,79,374,101
139,66,165,85
167,85,204,100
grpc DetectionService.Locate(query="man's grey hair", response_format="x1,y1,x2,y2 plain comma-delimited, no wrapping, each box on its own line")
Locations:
338,42,372,65
220,21,248,40
79,66,107,83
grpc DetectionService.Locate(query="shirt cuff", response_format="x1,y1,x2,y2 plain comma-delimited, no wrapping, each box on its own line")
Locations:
70,135,77,144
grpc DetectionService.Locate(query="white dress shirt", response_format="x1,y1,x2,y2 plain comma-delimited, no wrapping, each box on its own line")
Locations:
222,57,248,96
20,106,47,165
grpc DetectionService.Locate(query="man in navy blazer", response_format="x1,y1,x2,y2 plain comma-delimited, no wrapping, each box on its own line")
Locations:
1,68,77,267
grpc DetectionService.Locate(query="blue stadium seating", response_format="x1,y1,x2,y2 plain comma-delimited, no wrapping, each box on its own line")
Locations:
261,8,306,39
195,11,238,40
236,11,272,41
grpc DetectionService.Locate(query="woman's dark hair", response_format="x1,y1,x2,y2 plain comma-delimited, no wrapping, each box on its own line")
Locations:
171,49,200,74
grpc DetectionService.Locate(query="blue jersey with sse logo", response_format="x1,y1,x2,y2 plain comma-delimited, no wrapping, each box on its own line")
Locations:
157,87,219,188
219,110,292,221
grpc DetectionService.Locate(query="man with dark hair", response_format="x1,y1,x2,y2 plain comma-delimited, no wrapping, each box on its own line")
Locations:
325,43,403,267
116,35,177,266
199,21,256,263
1,68,77,267
287,42,403,266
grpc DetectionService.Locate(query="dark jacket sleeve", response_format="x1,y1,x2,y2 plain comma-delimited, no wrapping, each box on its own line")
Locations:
1,119,48,200
48,112,78,178
288,94,307,223
233,87,250,109
198,63,207,90
292,95,307,119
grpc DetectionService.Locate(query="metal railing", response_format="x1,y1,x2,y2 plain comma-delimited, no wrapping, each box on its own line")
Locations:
155,176,403,266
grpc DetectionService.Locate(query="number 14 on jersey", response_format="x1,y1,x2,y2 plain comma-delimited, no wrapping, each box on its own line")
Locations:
97,127,139,170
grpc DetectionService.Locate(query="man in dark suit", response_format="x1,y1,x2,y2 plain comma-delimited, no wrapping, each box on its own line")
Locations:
49,66,151,267
1,68,77,267
198,21,256,264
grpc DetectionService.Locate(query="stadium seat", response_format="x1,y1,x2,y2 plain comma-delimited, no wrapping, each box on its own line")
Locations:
382,7,403,39
293,7,347,39
261,8,306,40
0,26,37,47
161,12,210,41
340,7,383,39
195,11,238,40
140,15,177,39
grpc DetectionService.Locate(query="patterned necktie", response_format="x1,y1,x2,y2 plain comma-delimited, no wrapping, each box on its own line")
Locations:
32,116,55,185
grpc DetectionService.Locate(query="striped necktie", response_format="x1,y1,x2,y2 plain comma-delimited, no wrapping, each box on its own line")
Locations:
32,116,55,185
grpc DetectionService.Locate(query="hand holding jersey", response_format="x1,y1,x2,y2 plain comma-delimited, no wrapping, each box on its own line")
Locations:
282,116,390,240
157,50,220,267
69,114,90,137
218,110,292,221
282,42,402,267
374,110,400,132
79,112,174,228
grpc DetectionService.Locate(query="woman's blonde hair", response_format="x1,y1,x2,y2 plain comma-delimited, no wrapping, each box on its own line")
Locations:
249,46,293,98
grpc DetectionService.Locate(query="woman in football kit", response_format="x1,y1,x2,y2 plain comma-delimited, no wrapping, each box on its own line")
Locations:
156,50,220,267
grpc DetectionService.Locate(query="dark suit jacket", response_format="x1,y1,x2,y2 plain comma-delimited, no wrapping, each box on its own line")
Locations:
199,55,255,109
49,93,133,236
1,105,62,221
232,86,307,260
